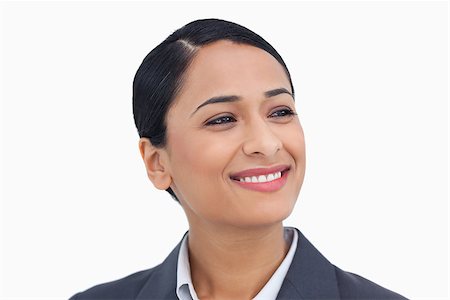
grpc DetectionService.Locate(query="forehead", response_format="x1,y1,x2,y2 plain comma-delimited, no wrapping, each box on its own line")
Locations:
174,40,291,108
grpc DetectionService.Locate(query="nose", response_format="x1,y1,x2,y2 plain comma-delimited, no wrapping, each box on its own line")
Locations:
242,118,282,157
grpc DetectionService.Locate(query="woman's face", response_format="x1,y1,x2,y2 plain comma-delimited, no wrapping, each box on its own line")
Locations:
163,40,305,228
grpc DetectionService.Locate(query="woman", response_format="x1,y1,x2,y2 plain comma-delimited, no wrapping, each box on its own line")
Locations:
70,19,407,300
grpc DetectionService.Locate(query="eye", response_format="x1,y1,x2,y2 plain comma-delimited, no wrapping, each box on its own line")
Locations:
268,107,297,118
205,115,237,126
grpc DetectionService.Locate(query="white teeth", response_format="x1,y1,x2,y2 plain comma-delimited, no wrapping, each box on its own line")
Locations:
258,175,267,182
239,171,283,183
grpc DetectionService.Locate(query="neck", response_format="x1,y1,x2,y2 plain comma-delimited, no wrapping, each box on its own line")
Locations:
187,221,290,300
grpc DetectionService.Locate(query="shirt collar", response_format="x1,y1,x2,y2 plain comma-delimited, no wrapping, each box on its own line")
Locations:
176,233,200,300
176,227,298,300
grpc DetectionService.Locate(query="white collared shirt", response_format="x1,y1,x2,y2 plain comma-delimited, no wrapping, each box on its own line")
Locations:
176,227,298,300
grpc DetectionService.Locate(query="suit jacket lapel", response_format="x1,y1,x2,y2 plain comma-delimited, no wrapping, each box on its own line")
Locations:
276,229,340,299
136,238,182,300
136,229,340,300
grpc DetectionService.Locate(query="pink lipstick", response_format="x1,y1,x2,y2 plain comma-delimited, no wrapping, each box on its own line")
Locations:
230,165,290,192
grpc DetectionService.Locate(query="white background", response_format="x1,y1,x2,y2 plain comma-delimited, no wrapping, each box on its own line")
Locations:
0,1,448,299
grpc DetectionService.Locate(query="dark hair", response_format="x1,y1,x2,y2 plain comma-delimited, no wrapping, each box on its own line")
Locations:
133,18,294,202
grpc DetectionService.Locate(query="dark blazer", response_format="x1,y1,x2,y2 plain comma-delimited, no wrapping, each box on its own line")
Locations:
70,229,407,300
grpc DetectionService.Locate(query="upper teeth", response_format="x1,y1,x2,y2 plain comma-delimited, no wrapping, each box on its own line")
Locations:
238,171,282,183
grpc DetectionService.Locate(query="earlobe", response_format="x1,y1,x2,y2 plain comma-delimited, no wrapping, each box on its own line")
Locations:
138,138,172,190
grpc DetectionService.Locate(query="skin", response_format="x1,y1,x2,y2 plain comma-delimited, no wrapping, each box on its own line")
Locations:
139,40,306,299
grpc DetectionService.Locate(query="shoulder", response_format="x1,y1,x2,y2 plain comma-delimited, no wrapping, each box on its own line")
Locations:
69,236,183,300
278,229,408,299
334,266,408,299
69,265,160,300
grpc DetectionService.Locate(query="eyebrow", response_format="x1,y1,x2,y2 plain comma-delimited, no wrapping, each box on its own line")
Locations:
191,87,294,117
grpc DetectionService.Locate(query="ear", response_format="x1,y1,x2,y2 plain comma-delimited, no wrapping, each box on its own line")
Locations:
138,138,172,190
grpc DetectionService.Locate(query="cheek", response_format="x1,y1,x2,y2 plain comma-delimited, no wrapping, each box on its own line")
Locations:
168,128,233,187
168,128,238,220
293,125,306,158
278,121,305,156
278,122,306,181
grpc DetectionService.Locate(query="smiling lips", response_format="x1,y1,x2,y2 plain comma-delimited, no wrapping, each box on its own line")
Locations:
230,165,290,192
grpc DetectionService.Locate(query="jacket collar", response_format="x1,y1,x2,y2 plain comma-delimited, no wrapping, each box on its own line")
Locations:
136,235,184,300
136,228,340,300
276,228,340,299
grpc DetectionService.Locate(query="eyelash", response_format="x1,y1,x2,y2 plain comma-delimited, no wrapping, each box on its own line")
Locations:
204,108,297,127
